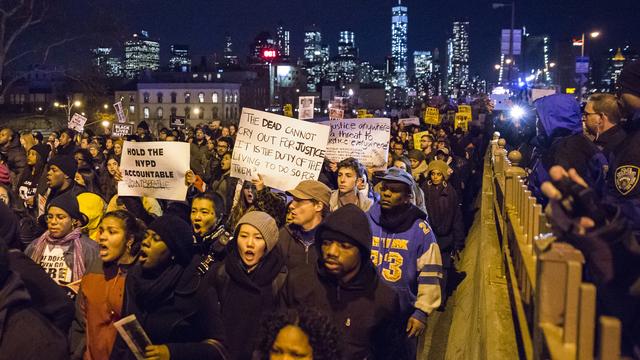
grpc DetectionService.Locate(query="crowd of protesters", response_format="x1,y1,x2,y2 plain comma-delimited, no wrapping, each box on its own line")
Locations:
0,61,639,360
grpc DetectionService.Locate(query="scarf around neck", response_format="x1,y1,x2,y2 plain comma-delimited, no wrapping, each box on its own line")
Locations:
29,228,85,283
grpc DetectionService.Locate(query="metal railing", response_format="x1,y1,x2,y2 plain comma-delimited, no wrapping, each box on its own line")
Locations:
488,134,622,360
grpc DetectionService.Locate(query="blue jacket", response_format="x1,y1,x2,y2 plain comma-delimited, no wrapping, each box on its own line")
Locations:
528,94,607,204
367,203,442,322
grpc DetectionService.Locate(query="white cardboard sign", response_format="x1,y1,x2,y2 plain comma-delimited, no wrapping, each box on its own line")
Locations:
324,118,390,167
298,96,315,120
68,113,87,133
117,141,190,201
231,108,330,191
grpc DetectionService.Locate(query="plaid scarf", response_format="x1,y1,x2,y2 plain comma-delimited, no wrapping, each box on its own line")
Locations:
29,228,86,283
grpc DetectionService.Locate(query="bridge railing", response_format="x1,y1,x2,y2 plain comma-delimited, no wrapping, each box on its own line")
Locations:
488,134,622,360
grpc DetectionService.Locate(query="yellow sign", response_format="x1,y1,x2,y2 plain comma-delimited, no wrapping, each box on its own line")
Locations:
458,105,472,116
357,109,368,118
454,113,470,132
565,88,576,94
364,114,374,118
283,104,293,117
424,107,440,125
413,131,431,150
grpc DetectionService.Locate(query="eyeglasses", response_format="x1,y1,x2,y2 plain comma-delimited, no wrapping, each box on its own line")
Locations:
582,111,601,119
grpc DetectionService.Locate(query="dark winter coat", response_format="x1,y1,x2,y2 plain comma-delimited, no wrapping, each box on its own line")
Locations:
208,242,286,360
0,272,68,360
528,94,607,204
422,182,465,252
281,243,408,359
0,136,27,188
278,224,319,273
110,257,228,360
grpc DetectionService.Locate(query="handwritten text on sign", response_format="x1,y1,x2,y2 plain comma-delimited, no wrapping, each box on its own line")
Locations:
324,118,390,167
231,108,330,191
118,141,190,201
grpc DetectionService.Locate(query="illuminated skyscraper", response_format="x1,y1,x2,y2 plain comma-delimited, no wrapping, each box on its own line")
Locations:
91,47,122,78
169,44,191,72
446,21,470,96
303,25,325,91
391,1,408,87
276,22,290,61
123,30,160,78
223,32,239,67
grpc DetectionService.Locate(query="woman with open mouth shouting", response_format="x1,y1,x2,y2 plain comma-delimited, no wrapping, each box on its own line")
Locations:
70,210,145,360
110,215,229,360
207,211,286,360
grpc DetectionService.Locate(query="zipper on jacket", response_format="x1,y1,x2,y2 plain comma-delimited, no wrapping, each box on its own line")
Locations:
305,244,309,264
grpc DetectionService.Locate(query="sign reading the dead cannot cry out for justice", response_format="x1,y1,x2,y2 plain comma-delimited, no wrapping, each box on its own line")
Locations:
231,108,330,191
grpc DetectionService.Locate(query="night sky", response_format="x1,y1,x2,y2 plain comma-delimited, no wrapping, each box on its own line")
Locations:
58,0,640,80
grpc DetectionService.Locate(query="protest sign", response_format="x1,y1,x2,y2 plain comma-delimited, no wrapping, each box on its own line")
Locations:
454,113,470,132
68,113,87,133
114,101,127,123
413,131,431,150
458,105,472,116
329,108,344,120
298,96,314,120
356,109,368,118
232,108,330,191
283,104,293,117
118,141,190,201
324,118,390,167
170,116,186,128
424,107,440,125
112,123,134,137
399,117,420,127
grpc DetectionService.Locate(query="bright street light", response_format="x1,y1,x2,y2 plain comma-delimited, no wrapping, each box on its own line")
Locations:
549,62,556,68
505,58,513,64
103,104,109,110
101,120,110,128
590,31,600,38
53,101,60,107
510,105,526,120
73,100,82,107
193,108,201,115
494,64,501,70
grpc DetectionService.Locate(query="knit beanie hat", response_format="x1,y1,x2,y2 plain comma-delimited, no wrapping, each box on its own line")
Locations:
148,215,194,266
234,211,279,254
48,192,89,226
619,61,640,97
48,155,78,179
316,204,372,260
0,163,9,185
407,149,426,163
30,143,51,162
427,159,451,181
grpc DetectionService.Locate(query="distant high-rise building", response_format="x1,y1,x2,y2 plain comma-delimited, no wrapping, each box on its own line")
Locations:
335,31,358,83
413,51,433,96
169,44,191,72
338,31,357,58
223,33,239,67
124,30,160,78
446,21,470,96
391,1,408,87
602,46,635,91
91,47,122,78
303,25,325,91
276,22,290,61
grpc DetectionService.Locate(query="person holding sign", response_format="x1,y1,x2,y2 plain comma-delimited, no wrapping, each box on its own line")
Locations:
111,215,228,360
26,192,100,295
70,210,146,360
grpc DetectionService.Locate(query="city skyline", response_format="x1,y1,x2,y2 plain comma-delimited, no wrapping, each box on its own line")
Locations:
58,0,640,80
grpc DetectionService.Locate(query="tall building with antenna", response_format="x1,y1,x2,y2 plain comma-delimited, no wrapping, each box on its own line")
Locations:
391,0,408,87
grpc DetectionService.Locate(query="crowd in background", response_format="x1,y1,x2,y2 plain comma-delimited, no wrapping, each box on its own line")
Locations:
0,61,639,359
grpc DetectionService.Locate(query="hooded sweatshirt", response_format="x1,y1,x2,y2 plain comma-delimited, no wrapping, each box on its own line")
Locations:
367,202,443,321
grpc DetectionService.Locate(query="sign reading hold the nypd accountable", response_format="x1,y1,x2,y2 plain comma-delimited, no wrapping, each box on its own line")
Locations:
117,141,190,201
325,118,390,167
298,96,315,120
114,101,127,123
68,113,87,133
232,108,330,191
112,123,134,137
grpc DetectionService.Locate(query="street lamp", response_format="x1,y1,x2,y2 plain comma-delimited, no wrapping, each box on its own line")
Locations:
579,31,602,57
53,96,82,122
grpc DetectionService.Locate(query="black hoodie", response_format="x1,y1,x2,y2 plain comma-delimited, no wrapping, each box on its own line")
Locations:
281,205,409,360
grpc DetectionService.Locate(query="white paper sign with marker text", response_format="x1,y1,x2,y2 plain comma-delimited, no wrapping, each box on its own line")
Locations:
68,113,87,133
324,118,390,167
232,108,330,191
118,141,190,201
298,96,315,120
